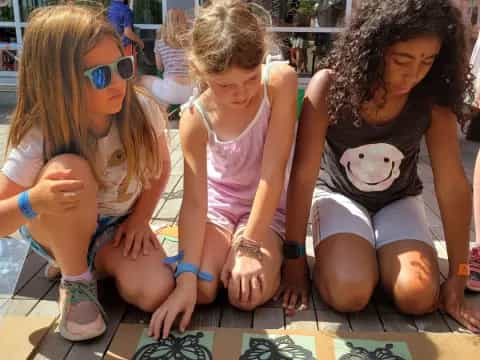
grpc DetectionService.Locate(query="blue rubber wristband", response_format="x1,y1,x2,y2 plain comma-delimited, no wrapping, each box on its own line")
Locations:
18,191,37,219
164,251,213,282
175,262,214,282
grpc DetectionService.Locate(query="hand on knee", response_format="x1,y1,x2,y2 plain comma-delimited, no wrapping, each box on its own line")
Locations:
227,276,278,311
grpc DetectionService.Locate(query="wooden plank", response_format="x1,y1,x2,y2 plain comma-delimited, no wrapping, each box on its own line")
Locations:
152,175,181,218
417,162,434,185
380,313,417,332
442,311,473,334
252,307,284,329
433,239,449,279
374,287,422,333
122,305,150,325
414,312,449,333
220,305,252,328
315,310,350,332
14,264,56,301
1,298,38,316
154,178,183,222
31,322,73,360
31,284,73,360
348,310,383,332
430,225,475,246
171,155,184,176
190,303,221,328
14,252,47,295
65,281,127,360
422,185,440,216
285,310,317,330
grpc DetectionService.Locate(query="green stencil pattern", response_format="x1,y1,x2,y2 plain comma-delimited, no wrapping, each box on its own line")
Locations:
334,338,412,360
133,329,214,360
240,333,316,359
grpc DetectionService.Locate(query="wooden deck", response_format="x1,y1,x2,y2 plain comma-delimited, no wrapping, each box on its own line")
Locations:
1,126,480,359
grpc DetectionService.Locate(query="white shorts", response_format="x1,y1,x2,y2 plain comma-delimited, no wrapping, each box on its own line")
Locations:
311,189,433,250
151,77,193,105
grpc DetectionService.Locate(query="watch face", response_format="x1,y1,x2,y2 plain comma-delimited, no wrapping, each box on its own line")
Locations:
283,243,300,259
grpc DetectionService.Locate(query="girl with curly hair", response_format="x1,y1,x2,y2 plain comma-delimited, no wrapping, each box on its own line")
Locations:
283,0,480,332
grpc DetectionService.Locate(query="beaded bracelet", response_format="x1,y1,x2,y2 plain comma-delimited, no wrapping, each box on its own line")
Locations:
233,235,263,262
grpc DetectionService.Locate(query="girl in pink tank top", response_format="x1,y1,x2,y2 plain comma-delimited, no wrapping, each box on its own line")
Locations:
149,0,298,339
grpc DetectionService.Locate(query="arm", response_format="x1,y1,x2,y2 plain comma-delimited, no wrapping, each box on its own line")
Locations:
426,106,471,280
474,151,480,244
426,105,480,332
127,133,171,221
123,9,144,49
285,70,331,252
177,109,209,268
149,108,209,339
242,64,298,243
279,69,331,313
124,26,144,49
113,118,173,258
0,174,28,236
155,53,164,72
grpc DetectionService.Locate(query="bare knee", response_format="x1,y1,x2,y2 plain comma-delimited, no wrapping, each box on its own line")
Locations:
42,154,97,187
117,274,175,312
229,298,258,312
391,276,439,315
315,269,376,313
228,276,280,312
197,281,220,305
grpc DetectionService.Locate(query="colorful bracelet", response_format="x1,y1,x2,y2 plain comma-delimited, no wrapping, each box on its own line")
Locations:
233,235,263,262
163,251,213,282
457,263,470,277
18,191,37,219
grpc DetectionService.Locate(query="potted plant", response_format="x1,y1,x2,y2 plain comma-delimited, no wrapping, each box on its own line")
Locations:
295,0,316,26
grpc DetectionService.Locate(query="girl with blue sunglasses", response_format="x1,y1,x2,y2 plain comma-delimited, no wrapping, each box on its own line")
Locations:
0,5,174,341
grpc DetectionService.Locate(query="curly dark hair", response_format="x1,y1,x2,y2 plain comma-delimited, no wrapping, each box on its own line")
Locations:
323,0,473,126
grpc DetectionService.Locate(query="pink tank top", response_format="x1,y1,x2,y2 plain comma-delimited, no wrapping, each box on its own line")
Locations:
193,61,289,213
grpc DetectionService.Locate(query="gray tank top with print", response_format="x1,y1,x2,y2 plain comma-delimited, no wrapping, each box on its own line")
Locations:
318,97,431,212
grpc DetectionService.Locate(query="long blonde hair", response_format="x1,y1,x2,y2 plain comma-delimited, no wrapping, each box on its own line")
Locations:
189,0,272,76
7,5,162,188
158,8,189,48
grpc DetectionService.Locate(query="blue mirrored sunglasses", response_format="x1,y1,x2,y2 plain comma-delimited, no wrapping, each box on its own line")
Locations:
84,56,134,90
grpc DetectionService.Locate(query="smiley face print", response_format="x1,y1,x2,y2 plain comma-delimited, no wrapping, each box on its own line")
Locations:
339,143,405,192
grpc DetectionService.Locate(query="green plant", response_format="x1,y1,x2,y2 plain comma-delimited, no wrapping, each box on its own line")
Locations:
297,0,316,17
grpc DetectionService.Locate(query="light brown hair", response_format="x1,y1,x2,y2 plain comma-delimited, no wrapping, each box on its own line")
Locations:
7,5,164,188
158,8,189,49
189,0,272,77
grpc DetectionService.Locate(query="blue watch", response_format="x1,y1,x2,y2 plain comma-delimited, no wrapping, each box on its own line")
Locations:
283,240,306,259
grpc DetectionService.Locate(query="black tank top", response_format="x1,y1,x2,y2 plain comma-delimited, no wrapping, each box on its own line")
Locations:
318,96,431,212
